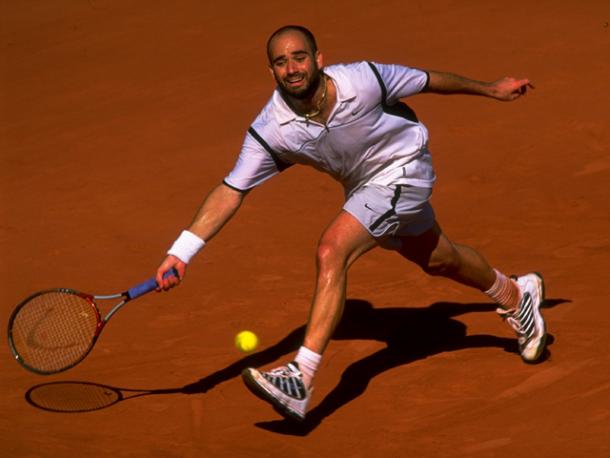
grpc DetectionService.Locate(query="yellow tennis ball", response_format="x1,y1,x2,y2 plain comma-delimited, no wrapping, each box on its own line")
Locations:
235,330,258,352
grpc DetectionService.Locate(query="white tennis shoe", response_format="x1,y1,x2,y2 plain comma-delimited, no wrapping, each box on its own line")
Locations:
242,362,311,421
497,272,547,362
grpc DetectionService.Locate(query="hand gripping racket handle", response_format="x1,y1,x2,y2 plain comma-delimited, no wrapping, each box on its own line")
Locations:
127,267,179,300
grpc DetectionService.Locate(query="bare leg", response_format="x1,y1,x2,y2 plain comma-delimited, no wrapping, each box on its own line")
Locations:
398,222,496,291
303,211,377,354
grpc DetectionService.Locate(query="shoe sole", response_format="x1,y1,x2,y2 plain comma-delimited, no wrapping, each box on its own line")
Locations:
241,368,305,422
522,272,547,363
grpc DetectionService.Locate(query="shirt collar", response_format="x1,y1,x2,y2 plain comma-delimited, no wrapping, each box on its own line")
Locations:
272,67,358,125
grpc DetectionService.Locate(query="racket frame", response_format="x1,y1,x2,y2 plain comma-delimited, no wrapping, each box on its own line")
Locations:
7,268,176,375
7,289,128,375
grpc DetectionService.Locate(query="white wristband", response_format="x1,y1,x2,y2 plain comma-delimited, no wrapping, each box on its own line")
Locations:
167,230,205,264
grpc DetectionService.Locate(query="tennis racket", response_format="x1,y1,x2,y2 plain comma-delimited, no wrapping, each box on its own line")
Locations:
7,268,178,375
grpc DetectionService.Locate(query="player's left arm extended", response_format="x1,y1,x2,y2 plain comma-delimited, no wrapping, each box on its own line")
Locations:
424,70,534,101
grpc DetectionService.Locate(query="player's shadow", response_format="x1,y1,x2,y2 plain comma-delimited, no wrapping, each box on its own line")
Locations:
182,297,565,435
252,297,565,436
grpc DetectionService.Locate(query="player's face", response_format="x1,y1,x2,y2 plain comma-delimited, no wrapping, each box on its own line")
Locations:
268,31,323,99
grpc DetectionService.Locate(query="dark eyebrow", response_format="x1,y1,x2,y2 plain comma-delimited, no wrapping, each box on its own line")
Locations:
272,49,309,65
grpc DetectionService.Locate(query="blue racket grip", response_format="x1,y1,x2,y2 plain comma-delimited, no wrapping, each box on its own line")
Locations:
127,267,179,300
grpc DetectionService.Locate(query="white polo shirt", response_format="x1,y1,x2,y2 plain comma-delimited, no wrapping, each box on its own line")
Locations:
224,61,436,198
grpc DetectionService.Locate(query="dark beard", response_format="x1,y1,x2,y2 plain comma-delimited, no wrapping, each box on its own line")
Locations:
278,70,322,100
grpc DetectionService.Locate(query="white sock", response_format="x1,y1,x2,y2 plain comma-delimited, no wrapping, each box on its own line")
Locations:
294,346,321,389
484,269,521,310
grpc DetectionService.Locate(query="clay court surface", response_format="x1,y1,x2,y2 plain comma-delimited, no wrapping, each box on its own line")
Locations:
2,1,609,456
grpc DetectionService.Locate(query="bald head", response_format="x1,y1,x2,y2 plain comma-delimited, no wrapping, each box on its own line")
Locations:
266,25,318,64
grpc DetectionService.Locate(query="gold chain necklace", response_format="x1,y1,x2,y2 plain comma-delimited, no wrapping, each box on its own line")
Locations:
304,74,328,124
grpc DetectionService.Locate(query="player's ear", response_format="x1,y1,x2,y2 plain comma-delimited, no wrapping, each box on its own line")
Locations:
268,65,278,83
315,50,323,69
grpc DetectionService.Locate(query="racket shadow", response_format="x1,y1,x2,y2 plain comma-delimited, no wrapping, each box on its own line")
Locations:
25,381,184,413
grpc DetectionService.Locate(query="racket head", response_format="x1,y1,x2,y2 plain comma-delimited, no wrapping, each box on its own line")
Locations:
8,289,102,375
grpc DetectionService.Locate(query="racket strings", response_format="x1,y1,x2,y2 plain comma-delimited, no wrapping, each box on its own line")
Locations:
10,291,99,373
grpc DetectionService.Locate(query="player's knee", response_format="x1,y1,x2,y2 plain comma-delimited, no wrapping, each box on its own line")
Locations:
421,252,460,277
316,240,348,273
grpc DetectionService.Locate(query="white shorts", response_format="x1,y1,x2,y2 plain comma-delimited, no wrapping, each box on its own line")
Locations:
343,183,435,248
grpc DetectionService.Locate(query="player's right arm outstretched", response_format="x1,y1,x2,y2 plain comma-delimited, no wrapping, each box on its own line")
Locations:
156,183,246,290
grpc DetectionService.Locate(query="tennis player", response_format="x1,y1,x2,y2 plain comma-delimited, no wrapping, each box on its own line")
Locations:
156,25,546,422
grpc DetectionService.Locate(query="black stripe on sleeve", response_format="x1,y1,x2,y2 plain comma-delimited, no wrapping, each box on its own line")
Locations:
366,61,388,105
248,127,293,172
421,70,431,92
367,61,420,123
